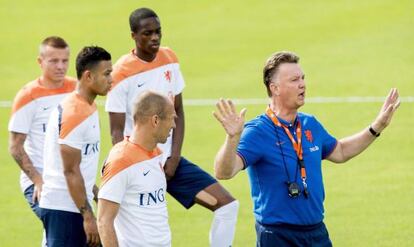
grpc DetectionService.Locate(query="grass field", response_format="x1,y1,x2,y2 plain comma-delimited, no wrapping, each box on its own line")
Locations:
1,0,413,246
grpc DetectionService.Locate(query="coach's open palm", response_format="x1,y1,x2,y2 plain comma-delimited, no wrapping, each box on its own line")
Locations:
372,88,400,132
213,99,246,137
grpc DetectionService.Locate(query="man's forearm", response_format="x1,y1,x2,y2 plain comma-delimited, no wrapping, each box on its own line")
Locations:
64,169,93,216
336,127,377,162
170,105,184,160
9,143,42,184
99,223,119,247
214,135,241,179
111,130,124,145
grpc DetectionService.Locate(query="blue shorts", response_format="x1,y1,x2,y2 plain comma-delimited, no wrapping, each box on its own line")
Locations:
255,221,332,247
39,208,87,247
167,157,217,209
23,184,42,219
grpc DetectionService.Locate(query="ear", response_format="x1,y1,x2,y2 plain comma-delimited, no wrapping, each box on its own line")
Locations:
37,56,42,66
131,32,136,41
269,82,280,96
82,70,93,82
150,115,159,127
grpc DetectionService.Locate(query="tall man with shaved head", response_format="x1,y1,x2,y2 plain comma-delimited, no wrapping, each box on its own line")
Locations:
105,7,238,246
98,91,177,247
8,36,76,246
213,51,400,246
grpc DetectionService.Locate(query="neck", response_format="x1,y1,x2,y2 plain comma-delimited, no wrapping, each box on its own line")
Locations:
135,48,156,62
39,76,64,89
129,126,157,151
269,99,297,123
76,84,96,105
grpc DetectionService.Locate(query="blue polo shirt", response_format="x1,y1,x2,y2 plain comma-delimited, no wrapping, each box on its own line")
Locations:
237,112,337,225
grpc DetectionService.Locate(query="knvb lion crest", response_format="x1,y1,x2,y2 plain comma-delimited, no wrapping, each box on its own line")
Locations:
164,70,172,82
305,130,313,143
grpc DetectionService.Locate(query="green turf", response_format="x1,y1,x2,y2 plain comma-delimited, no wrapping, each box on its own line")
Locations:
1,0,413,246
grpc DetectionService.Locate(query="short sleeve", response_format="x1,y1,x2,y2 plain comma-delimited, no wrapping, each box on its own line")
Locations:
172,64,185,96
313,118,337,159
105,79,128,113
237,123,264,168
58,120,86,150
8,103,35,134
8,91,36,134
98,166,128,204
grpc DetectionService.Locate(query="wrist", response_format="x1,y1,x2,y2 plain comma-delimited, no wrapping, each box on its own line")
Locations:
369,125,380,137
81,209,95,220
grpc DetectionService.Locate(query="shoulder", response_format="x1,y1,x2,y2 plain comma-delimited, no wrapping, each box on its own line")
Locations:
245,114,272,130
242,114,272,139
298,112,322,126
158,47,179,63
101,141,161,185
63,76,77,89
59,93,97,138
11,79,40,114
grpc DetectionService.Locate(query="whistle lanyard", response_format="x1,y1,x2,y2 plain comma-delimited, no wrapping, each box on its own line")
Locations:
266,107,309,198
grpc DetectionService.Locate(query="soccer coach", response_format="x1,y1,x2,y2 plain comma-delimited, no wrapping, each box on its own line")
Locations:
213,51,400,246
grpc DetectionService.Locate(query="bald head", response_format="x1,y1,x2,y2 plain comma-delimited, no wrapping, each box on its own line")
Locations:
133,91,174,124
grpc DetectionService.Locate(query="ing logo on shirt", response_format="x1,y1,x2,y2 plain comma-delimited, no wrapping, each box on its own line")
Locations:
83,141,100,155
139,188,165,206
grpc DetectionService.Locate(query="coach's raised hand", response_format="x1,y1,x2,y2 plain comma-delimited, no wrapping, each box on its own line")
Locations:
213,99,247,180
213,99,246,137
371,88,400,134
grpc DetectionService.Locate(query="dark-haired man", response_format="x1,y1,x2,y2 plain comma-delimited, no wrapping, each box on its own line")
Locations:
213,51,400,246
106,7,238,246
39,46,112,247
8,36,76,246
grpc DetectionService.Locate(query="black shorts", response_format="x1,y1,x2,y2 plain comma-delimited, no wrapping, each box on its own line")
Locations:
167,157,217,209
255,221,332,247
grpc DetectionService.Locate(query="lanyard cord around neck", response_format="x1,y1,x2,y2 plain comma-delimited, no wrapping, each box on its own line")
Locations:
274,123,299,183
265,107,309,197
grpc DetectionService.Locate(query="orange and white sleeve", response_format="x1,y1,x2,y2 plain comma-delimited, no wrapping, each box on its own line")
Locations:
98,160,129,204
8,90,35,134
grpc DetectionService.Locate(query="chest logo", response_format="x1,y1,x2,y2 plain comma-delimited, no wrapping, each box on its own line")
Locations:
143,170,150,176
164,70,172,82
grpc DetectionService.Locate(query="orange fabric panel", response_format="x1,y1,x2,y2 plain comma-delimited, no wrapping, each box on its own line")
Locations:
110,47,178,90
58,92,96,139
11,77,77,114
101,139,162,185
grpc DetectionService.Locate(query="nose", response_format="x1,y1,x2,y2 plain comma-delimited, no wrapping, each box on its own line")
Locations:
299,78,306,89
151,32,160,41
57,61,65,70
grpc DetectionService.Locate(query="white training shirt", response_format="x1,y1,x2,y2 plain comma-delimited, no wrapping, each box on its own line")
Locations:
99,138,170,247
105,47,185,163
8,77,76,192
40,92,100,213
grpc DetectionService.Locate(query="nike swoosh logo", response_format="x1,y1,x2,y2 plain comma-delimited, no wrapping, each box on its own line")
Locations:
137,82,145,87
42,107,51,110
143,170,150,176
275,141,285,146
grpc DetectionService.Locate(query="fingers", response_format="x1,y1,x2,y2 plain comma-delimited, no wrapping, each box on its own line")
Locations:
382,88,399,112
213,111,223,123
240,108,247,119
216,98,227,117
87,232,100,247
32,187,41,203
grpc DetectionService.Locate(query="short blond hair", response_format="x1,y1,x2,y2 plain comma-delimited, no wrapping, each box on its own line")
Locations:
133,91,171,124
